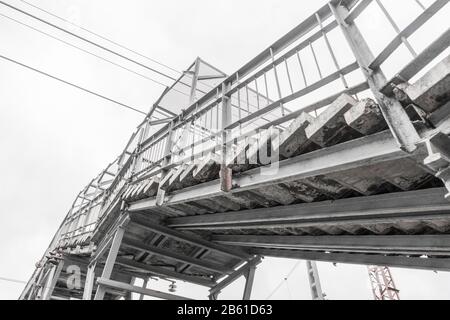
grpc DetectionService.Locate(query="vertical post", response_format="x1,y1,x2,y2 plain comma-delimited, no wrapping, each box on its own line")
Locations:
94,227,125,300
254,79,261,110
133,120,151,175
245,85,250,113
414,0,426,10
82,262,97,300
237,75,243,136
139,278,148,300
41,261,64,300
190,58,201,105
220,82,233,192
156,125,174,206
316,12,349,89
330,2,420,153
309,41,323,80
270,47,285,116
306,261,324,300
296,50,308,87
242,266,257,301
209,292,219,300
263,72,270,106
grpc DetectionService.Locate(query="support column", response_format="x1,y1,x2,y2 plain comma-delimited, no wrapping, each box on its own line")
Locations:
330,2,421,153
209,257,261,300
41,261,65,300
306,261,324,300
82,262,97,300
220,82,233,192
242,266,256,301
139,278,148,300
189,58,201,105
94,227,125,300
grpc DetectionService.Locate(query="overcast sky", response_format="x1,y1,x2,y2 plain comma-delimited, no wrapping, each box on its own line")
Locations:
1,0,450,300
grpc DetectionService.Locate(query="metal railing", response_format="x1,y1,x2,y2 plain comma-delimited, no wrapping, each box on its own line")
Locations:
125,0,449,180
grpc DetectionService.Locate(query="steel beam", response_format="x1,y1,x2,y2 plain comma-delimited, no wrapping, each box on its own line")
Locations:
167,188,450,230
210,257,262,296
252,248,450,272
212,235,450,255
41,261,64,300
94,227,125,300
97,278,192,300
139,278,148,300
90,234,114,263
121,238,233,274
242,265,257,301
114,257,215,287
82,262,96,300
128,215,250,261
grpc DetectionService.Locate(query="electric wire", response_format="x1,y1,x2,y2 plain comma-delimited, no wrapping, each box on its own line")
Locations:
19,0,182,76
17,0,221,93
0,276,27,285
1,1,281,126
0,275,71,293
0,1,178,82
0,1,214,103
6,0,264,109
0,53,147,115
266,261,301,300
17,0,228,98
285,280,293,300
0,12,193,100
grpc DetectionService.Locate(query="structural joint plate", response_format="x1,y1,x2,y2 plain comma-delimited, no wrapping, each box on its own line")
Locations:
423,133,450,200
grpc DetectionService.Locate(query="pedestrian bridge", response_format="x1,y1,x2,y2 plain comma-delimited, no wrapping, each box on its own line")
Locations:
21,0,450,300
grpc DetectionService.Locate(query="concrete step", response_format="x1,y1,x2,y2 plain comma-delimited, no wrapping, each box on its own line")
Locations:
405,55,450,113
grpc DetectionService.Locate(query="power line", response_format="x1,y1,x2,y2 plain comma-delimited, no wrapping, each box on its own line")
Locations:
0,276,27,285
2,1,264,113
19,0,182,76
285,280,293,300
0,1,178,82
0,12,191,99
0,275,67,292
0,1,209,101
0,53,147,115
6,1,224,96
266,261,301,300
0,14,167,88
2,1,265,118
17,0,224,93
